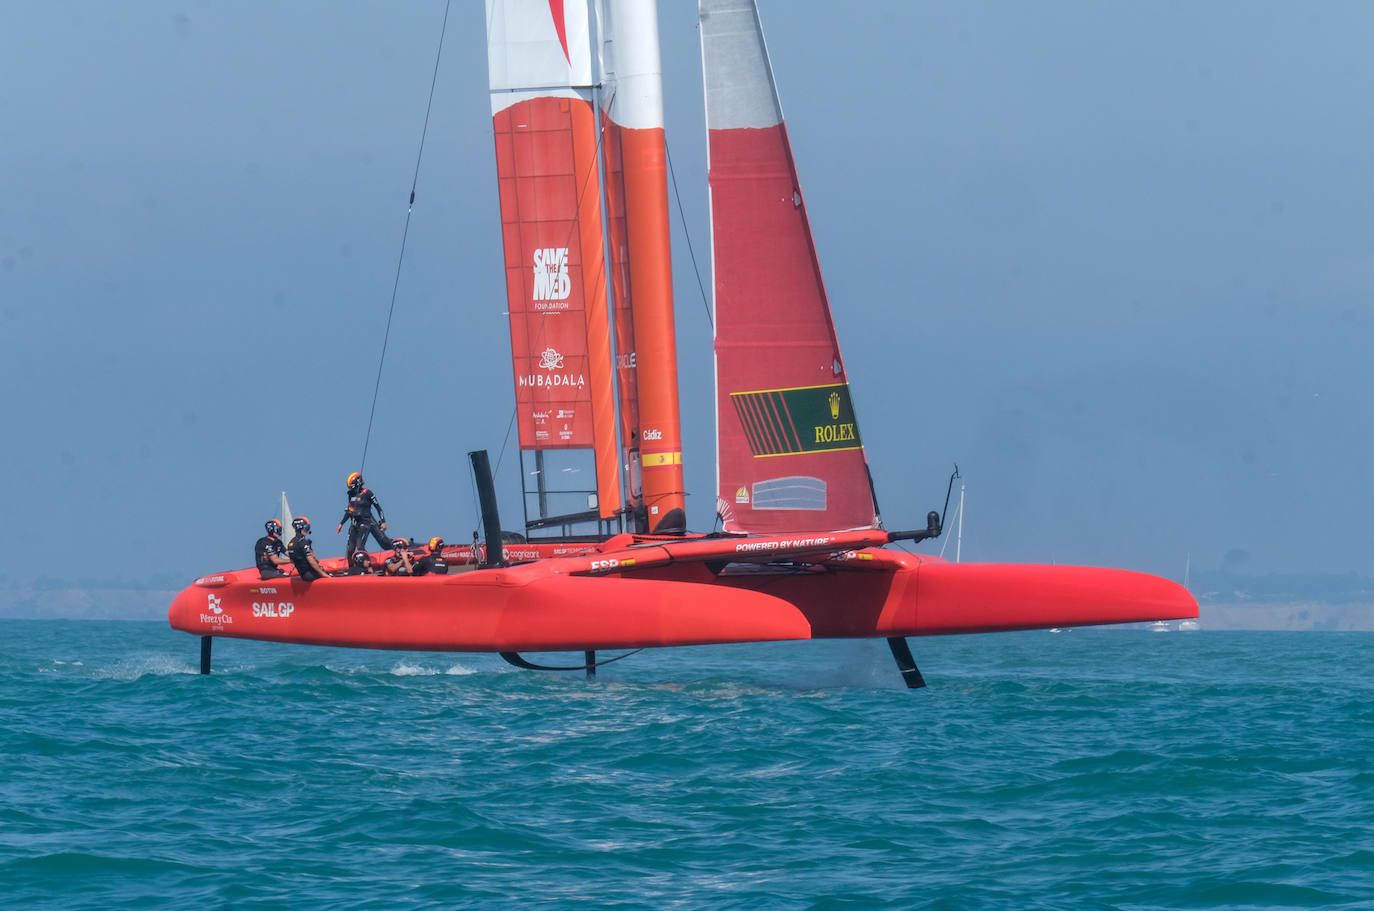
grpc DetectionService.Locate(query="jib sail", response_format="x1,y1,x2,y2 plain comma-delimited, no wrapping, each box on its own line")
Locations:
701,0,881,534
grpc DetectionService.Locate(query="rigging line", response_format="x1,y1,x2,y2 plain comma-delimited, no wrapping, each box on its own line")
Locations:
664,139,712,331
359,0,453,472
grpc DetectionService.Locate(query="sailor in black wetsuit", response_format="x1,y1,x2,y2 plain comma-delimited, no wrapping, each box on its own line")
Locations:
336,472,391,561
345,550,378,576
288,516,331,582
413,537,449,576
383,538,415,576
255,519,291,580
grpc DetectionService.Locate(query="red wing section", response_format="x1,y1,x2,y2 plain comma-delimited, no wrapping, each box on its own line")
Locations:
598,1,688,533
701,0,879,534
488,0,621,525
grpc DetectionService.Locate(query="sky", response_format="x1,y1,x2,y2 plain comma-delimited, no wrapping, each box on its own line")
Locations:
2,1,1371,589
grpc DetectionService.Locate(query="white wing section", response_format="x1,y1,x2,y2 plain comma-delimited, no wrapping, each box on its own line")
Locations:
601,0,666,130
487,0,598,92
700,0,782,129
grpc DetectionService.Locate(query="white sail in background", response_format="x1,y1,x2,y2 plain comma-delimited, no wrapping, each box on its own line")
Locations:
281,492,295,546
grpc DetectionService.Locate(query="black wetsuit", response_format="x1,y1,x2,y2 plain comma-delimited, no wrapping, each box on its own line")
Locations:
414,553,449,576
288,536,325,582
254,534,288,579
383,555,412,577
340,487,391,558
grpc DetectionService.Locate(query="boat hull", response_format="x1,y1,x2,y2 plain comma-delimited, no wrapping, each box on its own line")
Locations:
169,552,1197,653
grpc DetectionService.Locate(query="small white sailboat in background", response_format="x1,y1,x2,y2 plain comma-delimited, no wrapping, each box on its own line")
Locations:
1177,553,1201,630
938,481,965,562
280,492,295,546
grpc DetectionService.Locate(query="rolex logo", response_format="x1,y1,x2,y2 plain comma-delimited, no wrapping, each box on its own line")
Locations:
829,391,841,421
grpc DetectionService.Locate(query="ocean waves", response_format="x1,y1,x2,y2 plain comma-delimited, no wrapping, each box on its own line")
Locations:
1,622,1372,909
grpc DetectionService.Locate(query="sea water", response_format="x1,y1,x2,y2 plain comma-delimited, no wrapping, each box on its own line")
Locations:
1,620,1372,910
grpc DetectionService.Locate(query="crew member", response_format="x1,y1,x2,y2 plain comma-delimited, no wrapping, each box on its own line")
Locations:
383,538,415,576
255,519,291,580
336,472,391,561
413,537,449,576
288,516,331,582
345,550,378,576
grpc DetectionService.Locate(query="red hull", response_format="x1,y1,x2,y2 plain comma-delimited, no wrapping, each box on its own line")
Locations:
169,538,1197,653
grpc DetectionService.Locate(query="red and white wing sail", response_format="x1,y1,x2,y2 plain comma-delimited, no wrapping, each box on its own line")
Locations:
701,0,880,534
487,0,621,521
598,0,687,533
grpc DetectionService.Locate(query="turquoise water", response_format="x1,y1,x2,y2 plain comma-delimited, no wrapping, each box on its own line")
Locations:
2,620,1372,909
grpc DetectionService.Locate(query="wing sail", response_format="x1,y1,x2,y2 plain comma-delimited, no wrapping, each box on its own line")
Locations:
487,0,622,533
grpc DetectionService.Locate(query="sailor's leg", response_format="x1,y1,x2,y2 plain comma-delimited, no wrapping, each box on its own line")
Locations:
368,523,393,550
200,636,212,674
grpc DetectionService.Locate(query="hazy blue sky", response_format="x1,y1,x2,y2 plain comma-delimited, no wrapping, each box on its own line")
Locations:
2,1,1371,587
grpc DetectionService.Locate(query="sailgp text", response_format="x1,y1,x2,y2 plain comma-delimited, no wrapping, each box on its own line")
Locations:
252,602,296,618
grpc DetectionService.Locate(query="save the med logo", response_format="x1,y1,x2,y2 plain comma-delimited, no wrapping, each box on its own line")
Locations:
532,247,571,301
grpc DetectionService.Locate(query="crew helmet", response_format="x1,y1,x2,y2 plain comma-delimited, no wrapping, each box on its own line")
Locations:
392,537,409,551
265,519,282,536
429,536,444,553
292,516,311,533
346,472,364,492
351,550,370,566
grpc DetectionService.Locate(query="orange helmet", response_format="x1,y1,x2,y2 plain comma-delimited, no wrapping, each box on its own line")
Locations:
292,516,311,533
346,472,363,491
428,537,444,553
392,537,409,551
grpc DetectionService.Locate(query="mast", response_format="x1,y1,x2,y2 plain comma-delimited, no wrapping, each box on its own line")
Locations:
599,0,687,534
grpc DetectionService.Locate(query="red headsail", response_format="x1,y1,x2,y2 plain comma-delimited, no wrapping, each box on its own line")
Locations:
702,0,880,534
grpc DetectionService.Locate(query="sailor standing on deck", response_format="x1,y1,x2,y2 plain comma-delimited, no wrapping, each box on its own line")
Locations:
288,517,332,582
255,519,291,580
336,472,391,561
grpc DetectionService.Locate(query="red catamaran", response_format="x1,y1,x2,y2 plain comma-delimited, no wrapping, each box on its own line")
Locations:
169,0,1197,685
